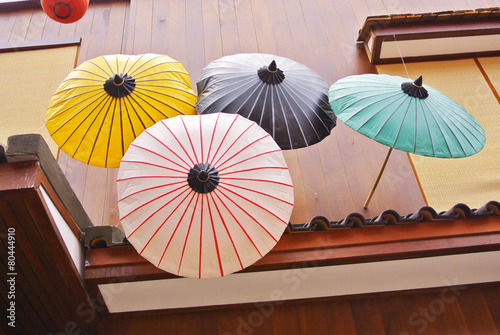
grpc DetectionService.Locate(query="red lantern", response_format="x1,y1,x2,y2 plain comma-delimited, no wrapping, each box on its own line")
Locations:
41,0,90,24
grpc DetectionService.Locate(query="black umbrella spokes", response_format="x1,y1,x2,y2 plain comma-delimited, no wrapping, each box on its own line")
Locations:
187,163,220,194
258,60,285,84
401,75,428,99
104,73,136,98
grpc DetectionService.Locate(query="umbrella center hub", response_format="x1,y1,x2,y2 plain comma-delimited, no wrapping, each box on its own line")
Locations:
258,60,285,84
197,170,209,182
104,74,136,98
188,163,220,194
401,75,429,99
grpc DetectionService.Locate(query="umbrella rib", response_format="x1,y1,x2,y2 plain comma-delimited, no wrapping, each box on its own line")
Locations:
413,99,418,154
119,159,187,175
219,182,294,207
124,54,148,77
199,78,264,116
82,58,114,78
137,81,196,97
121,55,133,75
212,190,263,258
212,121,255,167
118,99,125,156
121,183,190,227
199,195,204,278
134,70,191,82
419,98,436,157
216,134,270,171
135,86,197,105
134,76,192,86
177,193,200,276
280,79,332,132
391,98,413,149
218,185,289,229
125,93,170,122
206,113,221,164
104,98,118,166
427,97,484,153
338,91,402,124
102,56,117,76
158,191,198,268
275,84,305,147
180,116,200,164
209,192,244,270
208,115,239,166
351,93,405,134
445,112,484,152
248,85,268,122
206,194,224,277
137,187,193,254
425,98,471,157
423,102,454,157
161,121,196,167
274,85,295,148
47,88,107,118
122,99,139,140
129,55,175,77
56,94,111,152
85,97,118,165
73,68,110,80
259,85,269,126
372,95,411,142
217,149,282,173
132,88,195,117
114,54,119,74
117,175,186,183
129,143,189,171
199,115,204,163
117,180,186,202
145,128,192,170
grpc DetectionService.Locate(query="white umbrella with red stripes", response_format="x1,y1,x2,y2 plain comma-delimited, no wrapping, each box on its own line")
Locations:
116,113,294,278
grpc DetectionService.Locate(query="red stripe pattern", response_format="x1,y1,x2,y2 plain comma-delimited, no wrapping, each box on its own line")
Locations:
116,113,293,278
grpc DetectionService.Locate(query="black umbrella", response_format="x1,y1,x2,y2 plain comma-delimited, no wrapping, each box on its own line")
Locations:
196,53,336,150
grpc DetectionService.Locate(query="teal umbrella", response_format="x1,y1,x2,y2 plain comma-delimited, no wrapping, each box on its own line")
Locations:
329,74,485,207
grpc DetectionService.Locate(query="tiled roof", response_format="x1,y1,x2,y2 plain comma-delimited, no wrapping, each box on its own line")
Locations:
287,201,500,232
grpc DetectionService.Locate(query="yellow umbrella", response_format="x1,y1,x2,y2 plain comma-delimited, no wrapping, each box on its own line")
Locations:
45,53,197,168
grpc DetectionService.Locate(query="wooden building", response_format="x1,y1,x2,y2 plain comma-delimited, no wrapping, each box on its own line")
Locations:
1,0,500,334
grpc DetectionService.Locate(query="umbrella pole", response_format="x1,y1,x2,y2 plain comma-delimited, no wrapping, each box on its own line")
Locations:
363,147,393,209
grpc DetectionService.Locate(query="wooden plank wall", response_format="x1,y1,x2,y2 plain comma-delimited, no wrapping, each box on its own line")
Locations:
2,0,500,228
97,284,500,335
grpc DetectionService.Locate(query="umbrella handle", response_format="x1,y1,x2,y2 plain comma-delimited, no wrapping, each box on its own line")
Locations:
363,147,393,209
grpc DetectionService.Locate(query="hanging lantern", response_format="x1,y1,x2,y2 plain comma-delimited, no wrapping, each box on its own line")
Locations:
41,0,90,24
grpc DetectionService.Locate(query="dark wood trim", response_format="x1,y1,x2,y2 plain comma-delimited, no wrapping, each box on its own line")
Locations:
358,14,500,64
0,37,81,53
85,215,500,284
372,51,500,65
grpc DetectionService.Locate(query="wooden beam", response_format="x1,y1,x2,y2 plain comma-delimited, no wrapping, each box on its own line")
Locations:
85,215,500,284
0,161,99,334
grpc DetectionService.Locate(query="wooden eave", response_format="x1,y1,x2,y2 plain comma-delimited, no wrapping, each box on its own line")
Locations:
86,214,500,284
